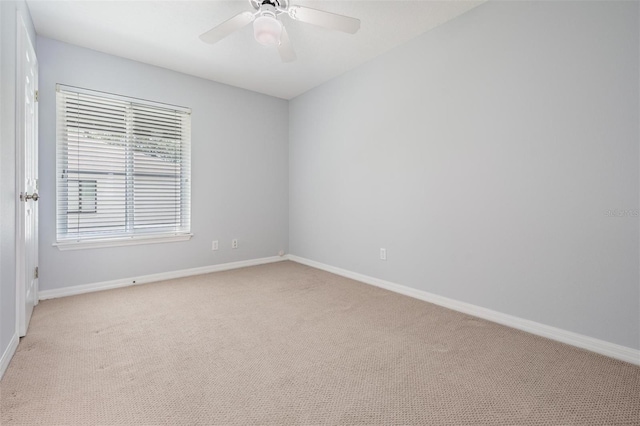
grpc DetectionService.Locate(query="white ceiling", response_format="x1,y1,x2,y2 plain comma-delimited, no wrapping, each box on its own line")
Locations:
26,0,484,99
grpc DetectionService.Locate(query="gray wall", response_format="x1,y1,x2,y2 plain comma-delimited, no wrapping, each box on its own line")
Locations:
1,1,36,359
37,37,289,291
289,1,640,349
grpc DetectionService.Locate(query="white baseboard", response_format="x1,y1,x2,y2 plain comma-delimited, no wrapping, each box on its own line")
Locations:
39,256,286,300
0,333,19,381
287,255,640,366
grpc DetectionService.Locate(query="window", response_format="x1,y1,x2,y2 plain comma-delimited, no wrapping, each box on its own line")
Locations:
68,180,97,214
55,85,191,249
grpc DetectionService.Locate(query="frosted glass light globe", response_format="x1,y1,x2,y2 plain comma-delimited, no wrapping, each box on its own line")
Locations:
253,15,282,46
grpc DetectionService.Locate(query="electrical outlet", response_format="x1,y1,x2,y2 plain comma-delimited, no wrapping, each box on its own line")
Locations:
232,239,238,249
380,248,387,261
212,240,218,251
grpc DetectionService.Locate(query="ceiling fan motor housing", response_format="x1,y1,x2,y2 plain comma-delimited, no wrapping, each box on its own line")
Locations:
250,0,288,12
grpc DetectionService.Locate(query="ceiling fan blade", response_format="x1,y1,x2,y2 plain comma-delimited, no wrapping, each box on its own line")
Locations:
199,11,255,44
287,6,360,34
278,27,296,63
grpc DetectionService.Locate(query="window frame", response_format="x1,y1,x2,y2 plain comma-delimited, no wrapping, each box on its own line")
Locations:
54,84,192,250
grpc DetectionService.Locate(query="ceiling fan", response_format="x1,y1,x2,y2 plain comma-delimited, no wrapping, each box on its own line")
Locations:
199,0,361,63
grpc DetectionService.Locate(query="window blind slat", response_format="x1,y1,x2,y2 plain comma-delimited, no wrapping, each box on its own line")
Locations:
56,86,191,243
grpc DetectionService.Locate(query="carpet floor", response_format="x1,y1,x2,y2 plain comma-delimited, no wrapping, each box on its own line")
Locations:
1,261,639,425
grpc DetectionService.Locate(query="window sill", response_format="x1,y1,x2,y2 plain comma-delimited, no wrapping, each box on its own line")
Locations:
53,233,193,251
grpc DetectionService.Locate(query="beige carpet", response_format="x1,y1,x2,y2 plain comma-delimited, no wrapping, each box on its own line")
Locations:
1,261,639,425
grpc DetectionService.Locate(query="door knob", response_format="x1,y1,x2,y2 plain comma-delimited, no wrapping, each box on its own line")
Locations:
20,192,39,202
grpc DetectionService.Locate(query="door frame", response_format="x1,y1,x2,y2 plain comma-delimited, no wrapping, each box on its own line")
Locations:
15,10,39,337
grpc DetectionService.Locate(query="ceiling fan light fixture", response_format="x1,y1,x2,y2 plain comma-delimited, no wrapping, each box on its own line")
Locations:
200,0,360,63
253,15,282,46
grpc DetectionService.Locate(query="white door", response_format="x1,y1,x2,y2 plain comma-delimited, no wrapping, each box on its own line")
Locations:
16,12,39,337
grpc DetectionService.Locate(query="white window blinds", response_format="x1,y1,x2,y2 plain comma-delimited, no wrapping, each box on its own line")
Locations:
56,85,191,245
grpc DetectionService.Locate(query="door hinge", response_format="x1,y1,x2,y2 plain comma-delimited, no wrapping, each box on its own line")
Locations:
35,90,39,102
34,267,39,279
